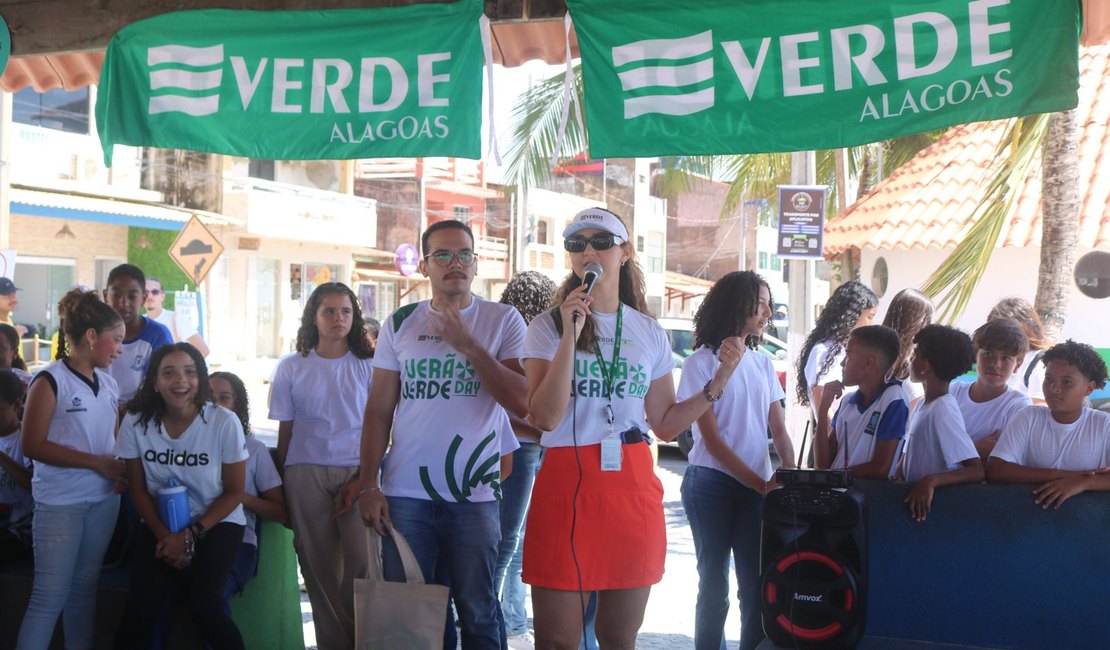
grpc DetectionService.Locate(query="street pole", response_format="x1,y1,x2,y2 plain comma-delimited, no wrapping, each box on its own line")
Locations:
785,150,817,465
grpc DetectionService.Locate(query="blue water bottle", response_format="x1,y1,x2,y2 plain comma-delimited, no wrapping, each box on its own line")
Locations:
158,478,189,533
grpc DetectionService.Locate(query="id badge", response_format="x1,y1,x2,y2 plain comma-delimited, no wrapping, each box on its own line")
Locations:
600,437,622,472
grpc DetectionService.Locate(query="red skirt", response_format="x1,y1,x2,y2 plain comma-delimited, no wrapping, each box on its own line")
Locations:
522,442,666,591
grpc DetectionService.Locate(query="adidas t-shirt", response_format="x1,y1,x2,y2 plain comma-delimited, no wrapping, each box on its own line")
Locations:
522,305,674,448
950,381,1031,442
901,395,978,482
243,436,282,546
678,345,784,482
374,298,526,503
829,381,909,475
269,350,373,467
990,406,1110,471
109,317,174,404
116,402,249,526
31,360,120,506
0,428,33,534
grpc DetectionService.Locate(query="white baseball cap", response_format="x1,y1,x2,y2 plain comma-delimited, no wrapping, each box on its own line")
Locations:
562,207,629,240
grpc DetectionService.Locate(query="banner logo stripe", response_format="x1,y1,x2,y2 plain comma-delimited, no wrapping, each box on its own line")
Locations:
149,94,220,116
147,44,225,67
150,68,223,91
624,87,714,119
617,58,713,91
612,30,712,67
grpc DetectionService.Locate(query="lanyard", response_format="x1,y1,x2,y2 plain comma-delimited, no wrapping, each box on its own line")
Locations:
591,306,623,428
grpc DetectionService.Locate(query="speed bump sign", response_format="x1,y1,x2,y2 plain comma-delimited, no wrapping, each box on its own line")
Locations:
169,216,224,286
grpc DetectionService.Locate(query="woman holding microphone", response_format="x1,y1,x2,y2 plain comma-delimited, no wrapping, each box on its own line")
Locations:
521,207,744,650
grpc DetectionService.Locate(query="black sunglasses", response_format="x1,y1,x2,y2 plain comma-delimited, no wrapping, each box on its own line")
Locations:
563,233,623,253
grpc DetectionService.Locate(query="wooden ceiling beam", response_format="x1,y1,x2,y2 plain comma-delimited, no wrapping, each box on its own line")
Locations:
0,0,568,56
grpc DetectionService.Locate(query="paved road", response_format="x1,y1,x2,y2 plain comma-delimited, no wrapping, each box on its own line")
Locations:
248,375,745,649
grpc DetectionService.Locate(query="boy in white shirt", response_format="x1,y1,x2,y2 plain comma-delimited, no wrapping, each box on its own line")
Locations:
987,340,1110,509
900,325,983,523
815,325,909,479
951,319,1032,460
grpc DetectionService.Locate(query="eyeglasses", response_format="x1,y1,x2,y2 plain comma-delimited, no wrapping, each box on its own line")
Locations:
563,233,624,253
425,250,477,268
148,289,163,296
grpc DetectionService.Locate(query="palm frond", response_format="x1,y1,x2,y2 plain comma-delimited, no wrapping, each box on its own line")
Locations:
921,115,1049,322
502,64,586,190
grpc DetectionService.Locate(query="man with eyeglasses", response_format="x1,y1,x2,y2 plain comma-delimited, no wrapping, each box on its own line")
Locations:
354,219,528,649
143,277,210,357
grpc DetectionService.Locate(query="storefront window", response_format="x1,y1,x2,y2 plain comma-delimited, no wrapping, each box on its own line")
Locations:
13,87,90,134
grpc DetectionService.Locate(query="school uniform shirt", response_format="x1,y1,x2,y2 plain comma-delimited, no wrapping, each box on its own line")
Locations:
900,395,978,483
990,406,1110,471
268,350,373,468
523,304,673,449
0,428,33,534
950,381,1031,441
30,360,120,506
109,317,174,404
829,380,909,474
152,309,198,344
1010,350,1046,401
804,340,844,411
678,345,784,482
375,298,526,503
116,402,249,526
243,436,282,547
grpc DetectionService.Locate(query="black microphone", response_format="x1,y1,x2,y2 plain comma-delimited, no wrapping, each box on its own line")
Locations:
581,262,603,295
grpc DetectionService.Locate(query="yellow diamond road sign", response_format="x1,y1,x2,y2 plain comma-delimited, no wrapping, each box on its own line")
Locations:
169,216,223,286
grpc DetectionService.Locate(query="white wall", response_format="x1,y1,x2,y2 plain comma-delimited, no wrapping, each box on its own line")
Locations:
861,246,1108,346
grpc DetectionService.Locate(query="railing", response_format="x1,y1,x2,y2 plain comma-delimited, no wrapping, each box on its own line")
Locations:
22,335,54,371
476,236,508,261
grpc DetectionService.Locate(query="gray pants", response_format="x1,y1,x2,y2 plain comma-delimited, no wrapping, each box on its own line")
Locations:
285,464,371,650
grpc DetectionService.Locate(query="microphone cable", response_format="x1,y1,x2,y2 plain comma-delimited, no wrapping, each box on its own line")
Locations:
569,309,588,649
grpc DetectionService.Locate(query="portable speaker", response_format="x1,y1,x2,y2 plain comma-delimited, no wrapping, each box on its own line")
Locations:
760,485,867,649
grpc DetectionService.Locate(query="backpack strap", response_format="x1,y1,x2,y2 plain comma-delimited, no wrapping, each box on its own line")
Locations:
1023,351,1045,388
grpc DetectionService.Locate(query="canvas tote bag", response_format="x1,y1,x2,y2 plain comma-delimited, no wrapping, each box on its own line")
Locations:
354,525,450,649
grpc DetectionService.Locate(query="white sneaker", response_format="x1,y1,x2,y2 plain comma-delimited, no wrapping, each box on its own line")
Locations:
507,632,535,650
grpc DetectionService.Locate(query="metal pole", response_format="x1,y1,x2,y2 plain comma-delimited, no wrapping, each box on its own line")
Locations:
785,150,817,463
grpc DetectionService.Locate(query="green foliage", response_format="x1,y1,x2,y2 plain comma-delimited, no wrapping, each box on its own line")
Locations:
503,69,942,224
921,115,1049,322
502,64,587,190
126,228,193,311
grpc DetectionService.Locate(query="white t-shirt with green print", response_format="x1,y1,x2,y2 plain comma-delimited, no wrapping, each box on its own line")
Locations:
523,304,674,448
374,297,525,503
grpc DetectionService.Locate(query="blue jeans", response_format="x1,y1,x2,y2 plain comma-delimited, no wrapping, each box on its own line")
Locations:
17,495,120,650
681,465,765,650
385,496,506,650
494,441,542,636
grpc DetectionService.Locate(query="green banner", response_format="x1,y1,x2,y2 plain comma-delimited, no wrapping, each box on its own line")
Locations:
567,0,1081,157
96,0,483,166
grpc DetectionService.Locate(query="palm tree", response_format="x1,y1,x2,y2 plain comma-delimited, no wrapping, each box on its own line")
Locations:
920,110,1079,336
503,64,937,227
504,66,1082,335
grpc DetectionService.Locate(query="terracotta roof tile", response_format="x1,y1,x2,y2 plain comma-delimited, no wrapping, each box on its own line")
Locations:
825,43,1110,256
